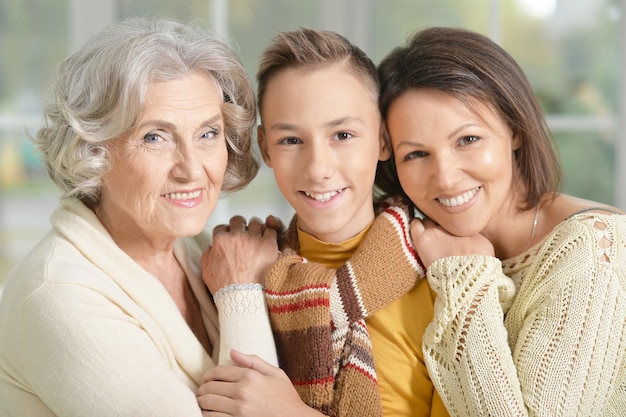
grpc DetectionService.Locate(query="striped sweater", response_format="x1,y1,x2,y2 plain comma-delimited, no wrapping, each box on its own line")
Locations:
264,200,425,417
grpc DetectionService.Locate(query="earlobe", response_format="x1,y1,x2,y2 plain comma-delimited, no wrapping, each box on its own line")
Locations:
511,133,522,151
257,125,272,167
378,124,392,161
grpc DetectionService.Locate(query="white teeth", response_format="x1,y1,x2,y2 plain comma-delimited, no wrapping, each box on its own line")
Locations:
437,187,479,207
304,190,340,202
164,190,201,200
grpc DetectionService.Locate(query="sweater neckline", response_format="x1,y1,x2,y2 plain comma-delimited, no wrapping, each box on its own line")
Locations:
297,224,371,269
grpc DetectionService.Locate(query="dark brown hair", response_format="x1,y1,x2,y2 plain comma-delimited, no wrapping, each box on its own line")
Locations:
375,26,562,210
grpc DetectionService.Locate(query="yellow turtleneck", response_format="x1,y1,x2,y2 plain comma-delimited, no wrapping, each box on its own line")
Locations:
297,226,449,417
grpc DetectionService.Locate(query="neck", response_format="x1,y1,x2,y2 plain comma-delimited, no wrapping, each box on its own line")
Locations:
483,205,541,260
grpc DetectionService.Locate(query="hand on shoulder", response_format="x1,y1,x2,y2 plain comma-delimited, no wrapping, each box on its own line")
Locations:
201,216,280,294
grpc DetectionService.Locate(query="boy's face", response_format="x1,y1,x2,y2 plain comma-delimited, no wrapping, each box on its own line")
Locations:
259,65,390,243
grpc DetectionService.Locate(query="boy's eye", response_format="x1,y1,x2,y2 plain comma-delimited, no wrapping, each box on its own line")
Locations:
279,137,301,145
334,132,352,141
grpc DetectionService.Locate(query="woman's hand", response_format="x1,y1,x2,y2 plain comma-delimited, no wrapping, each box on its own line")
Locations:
410,217,494,268
201,216,279,294
197,350,324,417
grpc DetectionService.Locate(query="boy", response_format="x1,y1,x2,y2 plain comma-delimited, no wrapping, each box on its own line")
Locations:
200,29,448,417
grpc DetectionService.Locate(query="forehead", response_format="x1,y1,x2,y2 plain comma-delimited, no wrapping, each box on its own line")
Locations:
145,73,221,106
262,65,378,116
387,88,511,138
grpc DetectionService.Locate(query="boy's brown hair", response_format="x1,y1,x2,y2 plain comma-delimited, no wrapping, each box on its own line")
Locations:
256,28,379,119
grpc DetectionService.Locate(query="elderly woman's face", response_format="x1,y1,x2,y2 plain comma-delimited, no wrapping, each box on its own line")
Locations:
98,72,228,246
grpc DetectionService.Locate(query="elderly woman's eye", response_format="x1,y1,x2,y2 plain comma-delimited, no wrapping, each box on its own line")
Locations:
143,133,162,143
201,129,218,139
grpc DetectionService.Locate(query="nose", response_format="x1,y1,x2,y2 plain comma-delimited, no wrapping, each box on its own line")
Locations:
171,141,203,181
303,141,335,182
430,153,459,190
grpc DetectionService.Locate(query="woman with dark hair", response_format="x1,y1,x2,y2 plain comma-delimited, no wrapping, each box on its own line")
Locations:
376,26,626,416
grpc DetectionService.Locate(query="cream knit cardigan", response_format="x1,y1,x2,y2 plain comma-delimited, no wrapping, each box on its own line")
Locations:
423,211,626,416
0,198,277,417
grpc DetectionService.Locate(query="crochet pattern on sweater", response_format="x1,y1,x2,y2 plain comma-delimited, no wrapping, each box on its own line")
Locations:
423,212,626,416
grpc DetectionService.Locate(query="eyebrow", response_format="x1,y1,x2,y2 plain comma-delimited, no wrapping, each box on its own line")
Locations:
394,122,479,149
137,113,223,131
448,122,478,140
268,116,363,132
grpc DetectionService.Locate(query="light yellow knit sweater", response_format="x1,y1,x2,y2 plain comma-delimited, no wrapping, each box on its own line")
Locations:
423,211,626,416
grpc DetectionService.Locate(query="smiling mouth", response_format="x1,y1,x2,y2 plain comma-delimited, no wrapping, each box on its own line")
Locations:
437,187,480,207
163,190,202,200
303,188,345,203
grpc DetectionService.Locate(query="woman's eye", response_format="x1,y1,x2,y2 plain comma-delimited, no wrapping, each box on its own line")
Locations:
143,133,162,144
334,131,353,141
403,150,427,161
201,129,218,140
459,135,479,146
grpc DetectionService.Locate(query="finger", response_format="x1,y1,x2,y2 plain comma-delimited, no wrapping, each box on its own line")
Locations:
201,411,230,417
230,349,281,377
202,364,243,383
265,214,285,231
197,379,239,398
229,215,247,231
261,227,277,242
212,224,228,237
198,391,233,416
421,217,439,229
409,218,426,236
246,217,264,235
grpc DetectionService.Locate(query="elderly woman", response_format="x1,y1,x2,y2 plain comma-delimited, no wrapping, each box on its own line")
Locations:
0,18,277,417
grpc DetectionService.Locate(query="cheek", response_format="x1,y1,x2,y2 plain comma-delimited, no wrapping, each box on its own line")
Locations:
206,150,229,181
476,145,512,179
396,164,424,201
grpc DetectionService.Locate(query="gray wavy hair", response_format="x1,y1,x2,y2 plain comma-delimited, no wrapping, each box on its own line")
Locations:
33,17,259,207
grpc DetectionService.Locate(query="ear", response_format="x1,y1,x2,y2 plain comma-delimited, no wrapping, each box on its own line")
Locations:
378,121,392,161
511,133,522,152
257,125,272,167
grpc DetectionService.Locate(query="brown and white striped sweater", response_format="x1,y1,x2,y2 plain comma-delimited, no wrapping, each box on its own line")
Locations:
264,201,425,417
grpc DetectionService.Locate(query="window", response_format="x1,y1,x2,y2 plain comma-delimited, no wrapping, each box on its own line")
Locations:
1,0,623,285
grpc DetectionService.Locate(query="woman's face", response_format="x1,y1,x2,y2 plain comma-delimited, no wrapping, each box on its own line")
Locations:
387,88,520,237
98,72,228,248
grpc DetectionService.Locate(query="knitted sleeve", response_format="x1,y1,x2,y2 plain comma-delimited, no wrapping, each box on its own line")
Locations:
267,202,424,328
331,203,425,326
423,255,519,416
213,284,278,366
423,213,626,417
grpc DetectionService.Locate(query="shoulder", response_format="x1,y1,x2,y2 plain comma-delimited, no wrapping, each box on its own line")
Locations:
547,194,623,220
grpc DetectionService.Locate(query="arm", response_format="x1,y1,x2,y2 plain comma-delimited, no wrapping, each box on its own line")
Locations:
263,201,422,416
213,285,278,366
266,202,424,326
21,284,205,417
423,214,626,416
201,215,279,366
423,255,521,416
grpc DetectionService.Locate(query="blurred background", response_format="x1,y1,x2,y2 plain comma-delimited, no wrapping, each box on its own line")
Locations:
1,0,625,291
